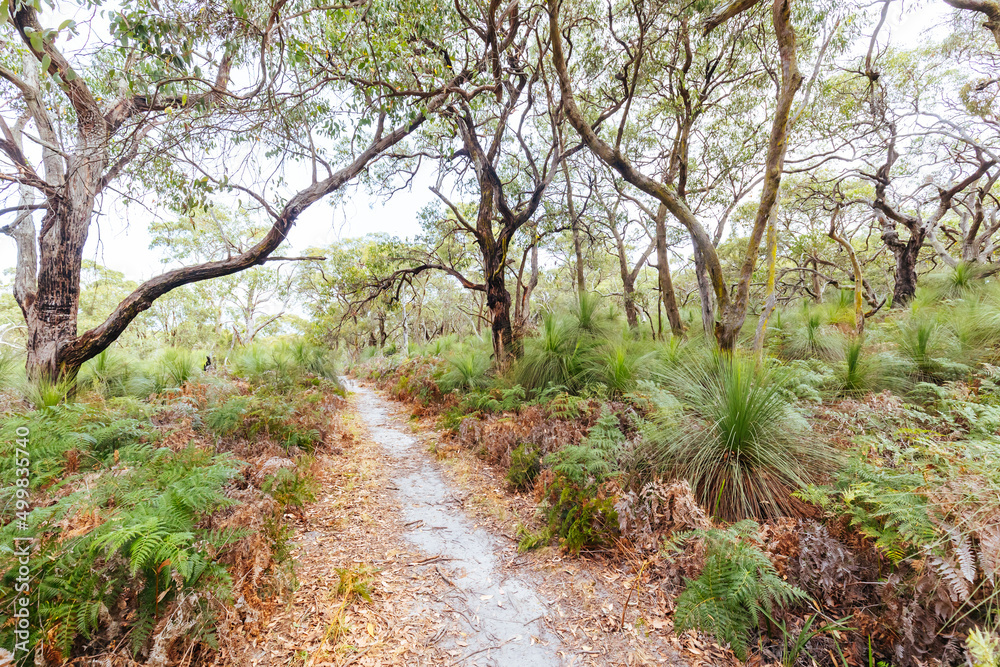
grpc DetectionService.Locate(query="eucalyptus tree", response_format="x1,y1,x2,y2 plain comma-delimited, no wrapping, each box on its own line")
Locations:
0,0,454,382
591,180,656,329
549,0,817,350
300,234,413,353
367,0,575,363
822,7,1000,305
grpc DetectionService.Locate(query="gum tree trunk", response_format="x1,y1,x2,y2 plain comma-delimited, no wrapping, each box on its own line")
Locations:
549,0,803,354
654,203,685,337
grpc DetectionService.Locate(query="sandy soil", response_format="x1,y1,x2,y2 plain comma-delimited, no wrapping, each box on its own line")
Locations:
234,383,723,667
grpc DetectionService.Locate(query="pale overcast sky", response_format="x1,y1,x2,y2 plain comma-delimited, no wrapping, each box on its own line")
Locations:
0,1,952,285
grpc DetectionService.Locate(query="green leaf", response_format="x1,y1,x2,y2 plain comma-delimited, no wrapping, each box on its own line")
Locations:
40,54,51,72
29,32,43,52
0,1,10,27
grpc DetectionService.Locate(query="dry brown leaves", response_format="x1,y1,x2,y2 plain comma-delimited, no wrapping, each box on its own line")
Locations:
219,405,452,667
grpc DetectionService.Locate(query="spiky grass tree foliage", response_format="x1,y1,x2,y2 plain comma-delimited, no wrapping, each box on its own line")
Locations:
231,344,272,383
569,292,618,339
947,288,1000,365
777,301,844,361
417,333,459,358
153,347,200,391
228,341,341,390
833,337,900,397
78,348,157,398
919,262,991,301
582,340,659,398
893,313,967,382
440,347,491,392
824,288,859,327
648,354,838,521
24,376,77,409
512,313,587,392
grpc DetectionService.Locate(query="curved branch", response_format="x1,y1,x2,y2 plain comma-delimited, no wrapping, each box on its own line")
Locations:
60,107,433,369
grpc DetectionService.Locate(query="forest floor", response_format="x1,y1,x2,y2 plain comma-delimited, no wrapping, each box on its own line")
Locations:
231,382,728,667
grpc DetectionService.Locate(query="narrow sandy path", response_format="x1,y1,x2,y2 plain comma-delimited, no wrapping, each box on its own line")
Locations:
241,383,697,667
347,380,565,666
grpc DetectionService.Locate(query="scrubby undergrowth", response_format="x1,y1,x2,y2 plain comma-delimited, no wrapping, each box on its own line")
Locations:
352,288,1000,667
0,340,344,666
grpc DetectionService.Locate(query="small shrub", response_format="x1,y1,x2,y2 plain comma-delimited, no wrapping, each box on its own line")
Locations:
334,564,376,603
539,410,625,552
507,443,541,490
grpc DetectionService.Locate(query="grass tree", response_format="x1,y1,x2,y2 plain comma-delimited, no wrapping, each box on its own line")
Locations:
648,353,838,521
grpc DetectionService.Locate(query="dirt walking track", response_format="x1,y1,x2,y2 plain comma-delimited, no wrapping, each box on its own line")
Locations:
236,382,706,667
